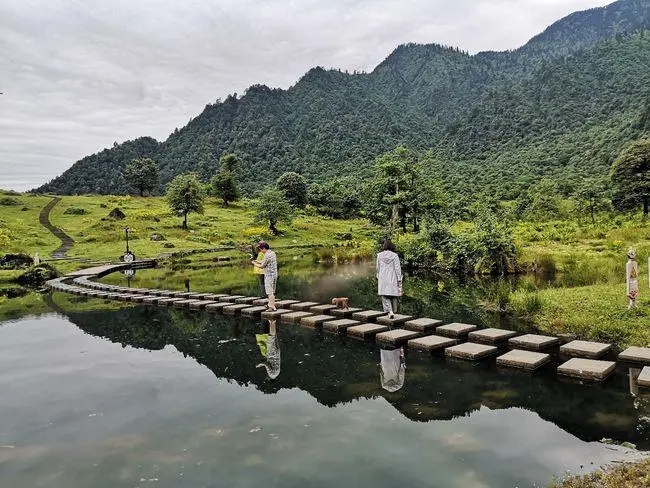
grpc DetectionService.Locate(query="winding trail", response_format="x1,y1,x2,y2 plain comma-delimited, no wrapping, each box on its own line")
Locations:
39,197,74,258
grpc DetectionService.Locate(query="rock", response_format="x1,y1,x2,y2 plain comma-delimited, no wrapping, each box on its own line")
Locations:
108,208,126,219
0,253,33,269
99,203,108,208
162,242,175,248
151,233,166,241
63,207,90,215
15,264,60,288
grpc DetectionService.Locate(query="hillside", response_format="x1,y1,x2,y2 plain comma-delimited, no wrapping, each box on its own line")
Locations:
36,0,650,197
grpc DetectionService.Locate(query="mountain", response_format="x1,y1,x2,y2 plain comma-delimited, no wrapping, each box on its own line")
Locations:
36,0,650,197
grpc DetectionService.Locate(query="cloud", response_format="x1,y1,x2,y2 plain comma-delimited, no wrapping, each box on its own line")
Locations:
0,0,613,191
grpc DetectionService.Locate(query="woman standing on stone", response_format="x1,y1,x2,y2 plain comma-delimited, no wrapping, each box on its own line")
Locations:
376,239,402,319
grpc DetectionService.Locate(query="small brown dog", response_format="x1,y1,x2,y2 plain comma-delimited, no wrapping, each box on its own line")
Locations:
331,297,350,310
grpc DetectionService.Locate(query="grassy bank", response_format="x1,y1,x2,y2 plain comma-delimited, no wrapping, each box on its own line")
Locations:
549,458,650,487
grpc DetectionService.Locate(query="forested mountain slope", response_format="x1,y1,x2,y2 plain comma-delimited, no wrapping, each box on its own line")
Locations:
36,0,650,196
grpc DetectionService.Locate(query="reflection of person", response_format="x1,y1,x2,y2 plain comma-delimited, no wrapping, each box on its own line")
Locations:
253,242,267,298
380,347,405,392
626,247,639,309
376,239,403,319
252,241,278,311
256,319,281,380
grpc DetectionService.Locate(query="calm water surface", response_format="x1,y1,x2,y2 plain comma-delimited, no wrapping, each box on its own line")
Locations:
1,261,648,488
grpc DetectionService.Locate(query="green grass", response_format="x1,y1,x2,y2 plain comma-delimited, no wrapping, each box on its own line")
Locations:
0,194,60,255
548,458,650,488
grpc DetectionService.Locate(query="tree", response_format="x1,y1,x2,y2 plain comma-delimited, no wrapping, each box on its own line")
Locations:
254,188,293,235
611,139,650,218
573,177,610,224
277,172,308,208
210,154,241,207
165,173,206,229
123,158,159,196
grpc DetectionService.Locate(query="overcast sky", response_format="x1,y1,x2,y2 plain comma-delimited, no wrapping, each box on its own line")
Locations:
0,0,613,191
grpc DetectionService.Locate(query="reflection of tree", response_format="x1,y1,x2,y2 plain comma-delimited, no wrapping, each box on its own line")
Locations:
52,297,650,449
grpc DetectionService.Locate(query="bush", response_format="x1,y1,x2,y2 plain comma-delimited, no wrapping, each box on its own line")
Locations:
15,264,60,288
63,207,90,215
0,197,20,206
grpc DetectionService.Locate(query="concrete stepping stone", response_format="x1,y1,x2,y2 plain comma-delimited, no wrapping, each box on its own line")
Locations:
142,296,164,304
117,294,135,302
170,292,194,299
309,304,337,314
408,335,457,352
223,303,252,315
509,334,559,351
157,297,184,307
280,311,314,324
130,295,152,303
376,329,421,346
377,314,413,327
189,300,218,310
468,328,518,344
276,299,301,308
560,340,612,359
323,319,361,334
253,298,270,306
404,318,443,333
235,296,260,304
347,323,389,340
436,323,478,338
445,343,498,361
497,350,551,371
205,302,232,312
329,307,363,318
219,295,246,303
618,347,650,365
192,293,219,300
173,299,195,308
638,367,650,388
300,314,336,328
241,305,267,317
352,310,388,322
261,309,292,319
557,358,616,382
290,301,320,311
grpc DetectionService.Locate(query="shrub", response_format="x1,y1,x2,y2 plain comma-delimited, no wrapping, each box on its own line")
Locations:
63,207,90,215
0,197,20,206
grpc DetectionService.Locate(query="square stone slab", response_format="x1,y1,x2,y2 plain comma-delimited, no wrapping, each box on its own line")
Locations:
205,301,232,312
300,314,336,328
235,296,260,304
253,298,270,306
329,307,363,318
347,323,389,340
169,292,194,299
618,347,650,365
468,328,518,344
192,293,218,300
261,308,292,319
118,294,136,302
276,299,301,308
497,349,551,371
377,314,413,327
560,340,612,359
173,299,195,308
404,318,443,333
408,335,457,352
638,367,650,388
281,311,314,324
189,300,218,310
290,301,321,311
323,319,361,333
557,358,616,382
309,304,338,314
241,305,267,317
445,343,498,361
436,323,478,338
376,329,421,346
219,295,246,303
509,334,559,351
158,297,184,307
223,303,252,315
352,310,388,322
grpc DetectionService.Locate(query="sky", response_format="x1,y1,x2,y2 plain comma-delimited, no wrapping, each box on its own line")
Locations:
0,0,614,192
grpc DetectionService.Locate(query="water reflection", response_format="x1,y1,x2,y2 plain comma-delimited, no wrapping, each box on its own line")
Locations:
380,347,405,392
256,320,281,380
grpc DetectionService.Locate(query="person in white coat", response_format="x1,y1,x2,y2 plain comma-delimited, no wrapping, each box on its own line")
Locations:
376,239,403,319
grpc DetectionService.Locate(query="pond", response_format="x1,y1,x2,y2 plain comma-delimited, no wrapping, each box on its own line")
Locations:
1,260,648,488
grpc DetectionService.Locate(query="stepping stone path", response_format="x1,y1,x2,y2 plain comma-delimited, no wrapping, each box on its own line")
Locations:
280,311,314,324
557,358,616,382
276,299,301,308
497,350,550,371
173,299,196,308
468,328,518,344
241,306,268,317
618,347,650,365
375,329,421,346
408,335,456,352
253,298,270,306
310,304,337,314
509,334,559,351
223,304,252,315
205,302,232,312
638,367,650,388
376,314,413,327
261,309,291,319
323,319,361,334
560,340,612,359
445,343,498,361
189,300,217,310
290,302,320,311
235,296,260,304
404,318,442,333
300,315,335,328
220,295,246,303
330,307,363,318
436,323,477,338
352,310,388,323
347,323,389,340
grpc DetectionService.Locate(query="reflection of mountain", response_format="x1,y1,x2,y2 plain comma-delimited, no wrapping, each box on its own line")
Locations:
51,296,650,449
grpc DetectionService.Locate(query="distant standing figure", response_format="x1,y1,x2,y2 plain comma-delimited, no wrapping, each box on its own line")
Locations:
253,242,267,298
376,239,402,319
626,247,639,309
252,241,278,311
33,252,40,265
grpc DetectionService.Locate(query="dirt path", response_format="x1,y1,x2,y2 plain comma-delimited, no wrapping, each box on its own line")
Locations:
39,197,74,258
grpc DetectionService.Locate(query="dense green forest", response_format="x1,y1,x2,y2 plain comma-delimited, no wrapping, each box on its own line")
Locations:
36,0,650,198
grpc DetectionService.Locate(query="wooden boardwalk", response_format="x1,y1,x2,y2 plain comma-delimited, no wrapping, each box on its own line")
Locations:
46,263,650,387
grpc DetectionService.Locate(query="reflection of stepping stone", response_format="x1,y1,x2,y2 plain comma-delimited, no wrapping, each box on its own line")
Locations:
497,350,550,371
219,295,246,303
330,307,363,318
223,304,252,315
352,310,388,323
557,358,616,382
468,328,518,344
377,314,413,327
235,296,260,304
404,318,443,333
253,298,270,306
618,347,650,365
261,309,292,319
205,302,232,312
509,334,559,351
241,306,267,317
281,311,314,324
436,323,478,338
276,299,301,308
189,300,218,310
445,343,498,361
290,302,320,311
376,329,421,346
309,304,337,314
300,315,336,328
323,319,361,333
638,367,650,388
347,323,389,340
560,340,612,359
408,335,456,352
